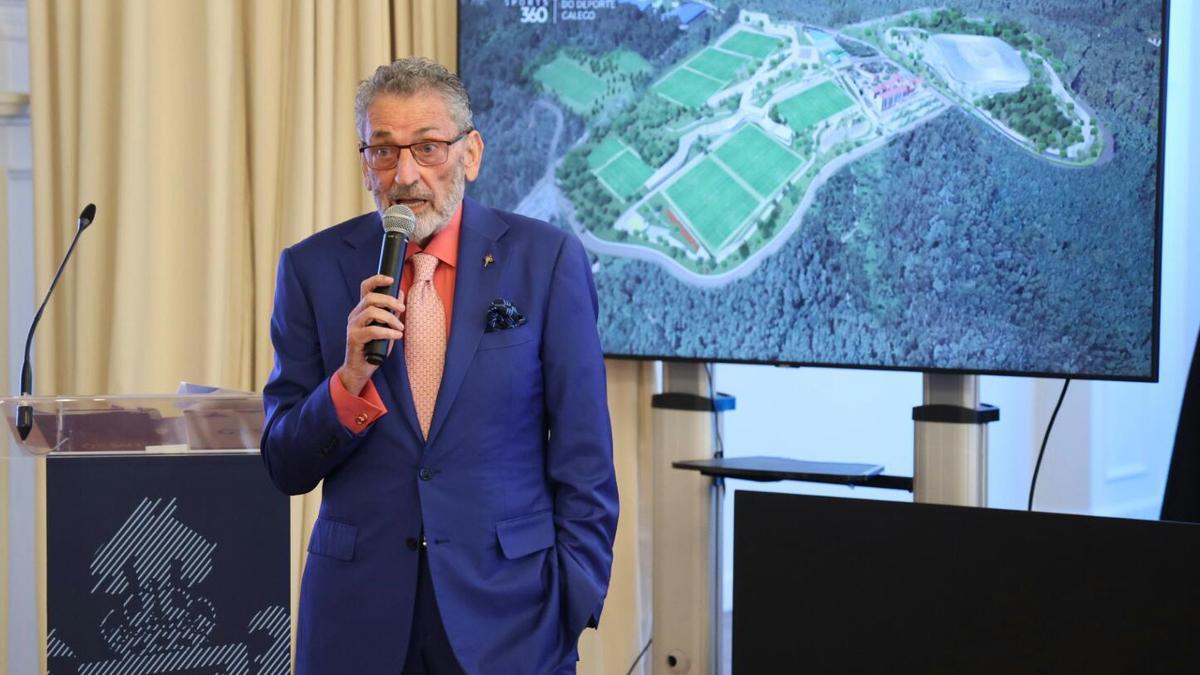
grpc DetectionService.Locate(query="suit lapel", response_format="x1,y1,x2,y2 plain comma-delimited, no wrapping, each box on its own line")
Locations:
337,213,423,439
336,213,382,305
425,198,509,447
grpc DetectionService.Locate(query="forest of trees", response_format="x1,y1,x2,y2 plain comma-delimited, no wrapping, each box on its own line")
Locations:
902,8,1038,52
610,96,693,168
982,82,1082,152
596,106,1156,375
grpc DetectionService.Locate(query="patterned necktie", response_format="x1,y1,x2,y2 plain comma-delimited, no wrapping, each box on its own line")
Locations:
405,252,445,440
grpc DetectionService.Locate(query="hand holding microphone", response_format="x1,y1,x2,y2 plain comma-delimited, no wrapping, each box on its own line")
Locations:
336,205,416,396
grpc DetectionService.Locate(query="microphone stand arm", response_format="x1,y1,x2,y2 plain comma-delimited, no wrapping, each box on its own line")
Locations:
17,225,86,440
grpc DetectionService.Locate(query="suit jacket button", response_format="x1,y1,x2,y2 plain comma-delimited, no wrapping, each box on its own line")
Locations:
418,467,433,481
405,537,419,551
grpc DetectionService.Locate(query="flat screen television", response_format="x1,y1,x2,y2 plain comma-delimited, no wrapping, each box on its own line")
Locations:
459,1,1168,380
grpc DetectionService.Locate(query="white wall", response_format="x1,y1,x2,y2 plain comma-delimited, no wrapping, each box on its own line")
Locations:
1,2,35,672
0,0,29,393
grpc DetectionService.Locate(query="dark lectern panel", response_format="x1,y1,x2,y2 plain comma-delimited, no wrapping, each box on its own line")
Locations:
46,455,290,675
734,491,1200,675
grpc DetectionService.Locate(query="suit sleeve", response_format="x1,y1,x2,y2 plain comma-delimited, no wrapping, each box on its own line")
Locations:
540,234,619,638
260,247,370,495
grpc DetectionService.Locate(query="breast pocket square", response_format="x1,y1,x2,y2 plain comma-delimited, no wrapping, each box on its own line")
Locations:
485,298,527,333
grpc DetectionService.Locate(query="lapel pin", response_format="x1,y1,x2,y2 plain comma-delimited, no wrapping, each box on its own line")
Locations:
483,253,494,268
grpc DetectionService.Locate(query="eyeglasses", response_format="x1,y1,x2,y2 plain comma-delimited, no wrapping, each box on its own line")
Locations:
359,128,473,170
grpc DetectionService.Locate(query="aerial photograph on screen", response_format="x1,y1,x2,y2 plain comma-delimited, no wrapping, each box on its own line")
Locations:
459,0,1165,378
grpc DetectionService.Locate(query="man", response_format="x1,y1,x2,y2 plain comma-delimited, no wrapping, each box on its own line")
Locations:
261,57,618,674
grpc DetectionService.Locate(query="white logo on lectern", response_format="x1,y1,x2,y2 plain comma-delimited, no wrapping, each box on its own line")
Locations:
47,497,289,675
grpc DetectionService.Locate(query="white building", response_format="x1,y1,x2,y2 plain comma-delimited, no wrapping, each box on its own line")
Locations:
924,33,1030,98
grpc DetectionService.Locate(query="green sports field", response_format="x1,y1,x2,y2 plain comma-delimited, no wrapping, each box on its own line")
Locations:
685,48,750,83
597,150,655,201
775,80,854,133
588,135,627,170
652,67,724,108
534,54,605,114
610,48,652,75
665,157,759,253
719,31,783,59
714,125,802,198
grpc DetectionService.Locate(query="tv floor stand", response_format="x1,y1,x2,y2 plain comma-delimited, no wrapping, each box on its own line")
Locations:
913,373,1000,507
657,364,999,674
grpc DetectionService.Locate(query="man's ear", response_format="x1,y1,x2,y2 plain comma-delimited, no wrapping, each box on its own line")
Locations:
464,130,484,182
361,155,372,190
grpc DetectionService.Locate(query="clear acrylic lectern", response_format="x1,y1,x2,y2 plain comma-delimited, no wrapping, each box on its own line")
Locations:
1,394,290,675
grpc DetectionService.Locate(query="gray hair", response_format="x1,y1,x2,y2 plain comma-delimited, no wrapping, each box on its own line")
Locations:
355,57,473,141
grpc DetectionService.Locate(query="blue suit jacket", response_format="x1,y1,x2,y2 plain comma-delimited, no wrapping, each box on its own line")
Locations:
261,197,618,674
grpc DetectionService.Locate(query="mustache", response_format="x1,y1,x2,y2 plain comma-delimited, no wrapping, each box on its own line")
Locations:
387,188,434,203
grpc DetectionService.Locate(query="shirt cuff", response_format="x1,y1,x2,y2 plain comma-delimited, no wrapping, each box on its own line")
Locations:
329,374,387,432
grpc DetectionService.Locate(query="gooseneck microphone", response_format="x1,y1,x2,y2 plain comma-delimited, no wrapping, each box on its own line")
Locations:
17,203,97,441
364,204,417,365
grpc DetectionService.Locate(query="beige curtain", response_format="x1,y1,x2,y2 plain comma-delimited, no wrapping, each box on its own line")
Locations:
29,0,401,395
27,1,650,673
583,360,655,675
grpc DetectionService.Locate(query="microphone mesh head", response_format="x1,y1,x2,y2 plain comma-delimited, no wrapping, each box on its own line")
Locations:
382,204,417,238
78,203,97,231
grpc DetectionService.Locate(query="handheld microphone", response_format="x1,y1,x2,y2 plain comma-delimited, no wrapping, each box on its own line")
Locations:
364,204,417,365
17,203,97,441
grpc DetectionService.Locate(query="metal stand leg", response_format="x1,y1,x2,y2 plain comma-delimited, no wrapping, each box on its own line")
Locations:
913,373,999,506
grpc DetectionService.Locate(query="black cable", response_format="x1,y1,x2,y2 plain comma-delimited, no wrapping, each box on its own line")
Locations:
1028,379,1071,511
703,363,724,458
624,638,652,675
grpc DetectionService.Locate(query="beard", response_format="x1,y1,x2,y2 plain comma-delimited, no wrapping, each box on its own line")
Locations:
373,159,466,245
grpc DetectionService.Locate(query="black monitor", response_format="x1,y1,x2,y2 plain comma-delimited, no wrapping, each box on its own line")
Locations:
733,490,1200,674
459,1,1168,380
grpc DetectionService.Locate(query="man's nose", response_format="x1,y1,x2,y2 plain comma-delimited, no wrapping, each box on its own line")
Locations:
393,150,421,186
